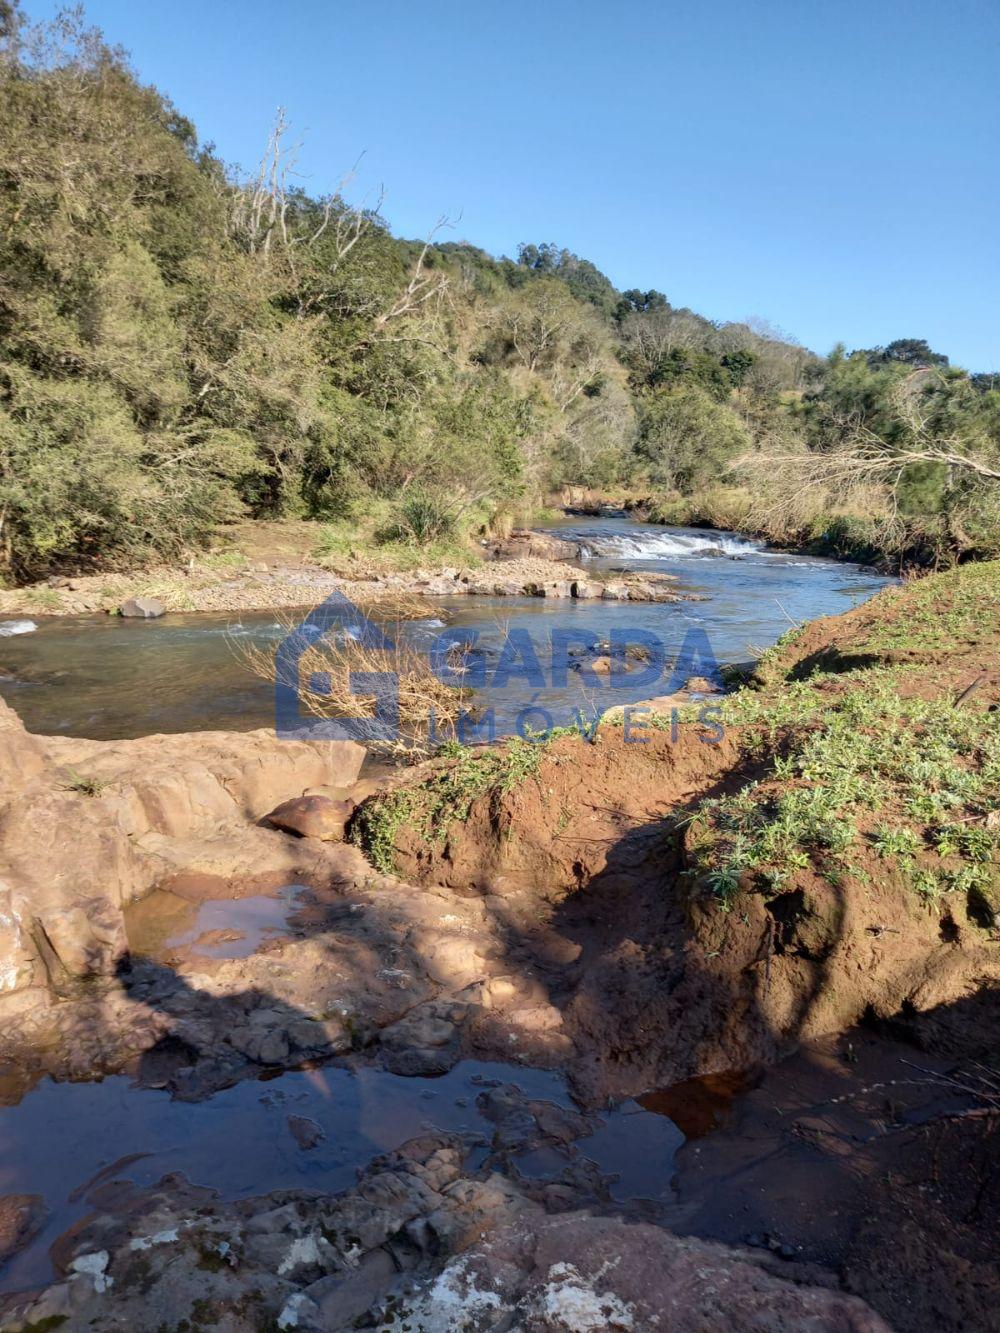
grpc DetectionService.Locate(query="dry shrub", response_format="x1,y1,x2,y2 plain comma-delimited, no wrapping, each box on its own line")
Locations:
231,604,470,758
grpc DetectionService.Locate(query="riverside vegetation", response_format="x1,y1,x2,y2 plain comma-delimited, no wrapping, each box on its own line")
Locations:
0,7,997,1328
2,2,1000,589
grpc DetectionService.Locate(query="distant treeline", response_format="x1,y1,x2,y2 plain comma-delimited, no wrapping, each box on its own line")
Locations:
1,2,997,578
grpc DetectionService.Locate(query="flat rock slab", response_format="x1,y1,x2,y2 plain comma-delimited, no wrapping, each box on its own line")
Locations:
393,1213,892,1332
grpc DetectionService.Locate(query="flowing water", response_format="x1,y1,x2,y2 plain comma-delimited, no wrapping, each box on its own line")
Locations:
0,520,894,1295
0,518,890,740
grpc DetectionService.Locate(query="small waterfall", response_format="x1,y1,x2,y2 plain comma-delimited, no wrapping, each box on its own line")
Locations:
577,529,763,560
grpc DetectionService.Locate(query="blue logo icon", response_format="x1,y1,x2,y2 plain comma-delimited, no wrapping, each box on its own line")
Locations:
274,590,400,743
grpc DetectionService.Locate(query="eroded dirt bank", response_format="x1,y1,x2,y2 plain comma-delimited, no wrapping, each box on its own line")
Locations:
0,563,997,1330
352,563,1000,1103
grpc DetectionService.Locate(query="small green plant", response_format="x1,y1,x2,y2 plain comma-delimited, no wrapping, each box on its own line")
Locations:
435,738,464,759
349,789,415,875
707,865,741,908
312,523,358,561
934,822,995,863
871,824,920,859
911,868,943,901
62,768,108,797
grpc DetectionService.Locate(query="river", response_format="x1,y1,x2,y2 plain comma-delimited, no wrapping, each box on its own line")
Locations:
0,517,890,740
0,520,895,1297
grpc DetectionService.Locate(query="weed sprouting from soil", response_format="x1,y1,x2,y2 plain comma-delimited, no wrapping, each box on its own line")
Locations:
688,668,999,911
351,736,549,874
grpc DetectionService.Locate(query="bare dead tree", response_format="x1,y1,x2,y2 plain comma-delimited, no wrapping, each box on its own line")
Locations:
229,107,383,278
739,424,1000,494
371,214,455,333
550,339,606,412
499,283,578,373
737,373,1000,514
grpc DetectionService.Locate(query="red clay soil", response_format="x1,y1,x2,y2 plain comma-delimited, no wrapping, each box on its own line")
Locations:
363,719,999,1105
391,724,743,896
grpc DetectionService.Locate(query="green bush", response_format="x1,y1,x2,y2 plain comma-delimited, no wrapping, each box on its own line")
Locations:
378,492,459,546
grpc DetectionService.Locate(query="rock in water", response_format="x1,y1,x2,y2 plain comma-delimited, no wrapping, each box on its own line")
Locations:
119,597,166,618
0,1193,47,1264
287,1115,325,1150
264,793,355,841
489,529,581,562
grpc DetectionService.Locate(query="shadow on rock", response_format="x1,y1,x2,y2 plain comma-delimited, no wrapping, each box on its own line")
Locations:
116,956,351,1101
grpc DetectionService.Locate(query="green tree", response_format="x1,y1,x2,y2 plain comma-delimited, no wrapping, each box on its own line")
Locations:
636,386,750,493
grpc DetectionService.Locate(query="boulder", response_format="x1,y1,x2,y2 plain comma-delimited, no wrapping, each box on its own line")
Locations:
397,1214,892,1331
528,580,574,598
264,794,355,841
685,674,721,694
490,530,580,562
571,580,604,599
118,597,166,618
624,578,677,602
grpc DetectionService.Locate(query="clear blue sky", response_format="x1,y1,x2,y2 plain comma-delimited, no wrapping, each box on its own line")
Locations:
26,0,1000,369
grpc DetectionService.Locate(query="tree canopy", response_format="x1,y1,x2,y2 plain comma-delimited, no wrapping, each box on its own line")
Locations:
0,3,996,577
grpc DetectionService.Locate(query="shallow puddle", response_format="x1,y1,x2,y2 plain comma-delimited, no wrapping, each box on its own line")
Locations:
0,1061,687,1294
637,1069,760,1137
124,883,309,960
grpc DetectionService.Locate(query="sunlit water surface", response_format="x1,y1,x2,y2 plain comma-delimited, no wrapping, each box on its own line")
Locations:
0,518,890,739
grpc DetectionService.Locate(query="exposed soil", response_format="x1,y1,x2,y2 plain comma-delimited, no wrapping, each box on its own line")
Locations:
0,562,997,1330
355,714,998,1105
669,993,1000,1333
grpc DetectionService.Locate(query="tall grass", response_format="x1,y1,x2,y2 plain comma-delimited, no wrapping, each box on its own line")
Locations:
230,600,470,758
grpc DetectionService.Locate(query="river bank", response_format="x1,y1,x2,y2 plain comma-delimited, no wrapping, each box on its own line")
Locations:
0,509,885,620
554,485,973,571
0,558,994,1331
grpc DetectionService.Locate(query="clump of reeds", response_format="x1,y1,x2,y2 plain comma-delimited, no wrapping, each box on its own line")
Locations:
231,600,470,758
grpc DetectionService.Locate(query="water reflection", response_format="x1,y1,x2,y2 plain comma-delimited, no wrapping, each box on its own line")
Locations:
0,519,891,740
124,884,309,961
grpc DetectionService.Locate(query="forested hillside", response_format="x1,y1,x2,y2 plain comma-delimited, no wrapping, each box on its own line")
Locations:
1,4,998,580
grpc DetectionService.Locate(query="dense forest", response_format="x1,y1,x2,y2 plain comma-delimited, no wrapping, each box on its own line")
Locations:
1,4,998,580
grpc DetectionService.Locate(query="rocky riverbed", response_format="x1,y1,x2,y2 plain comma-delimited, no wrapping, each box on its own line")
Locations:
0,529,696,619
0,562,996,1331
